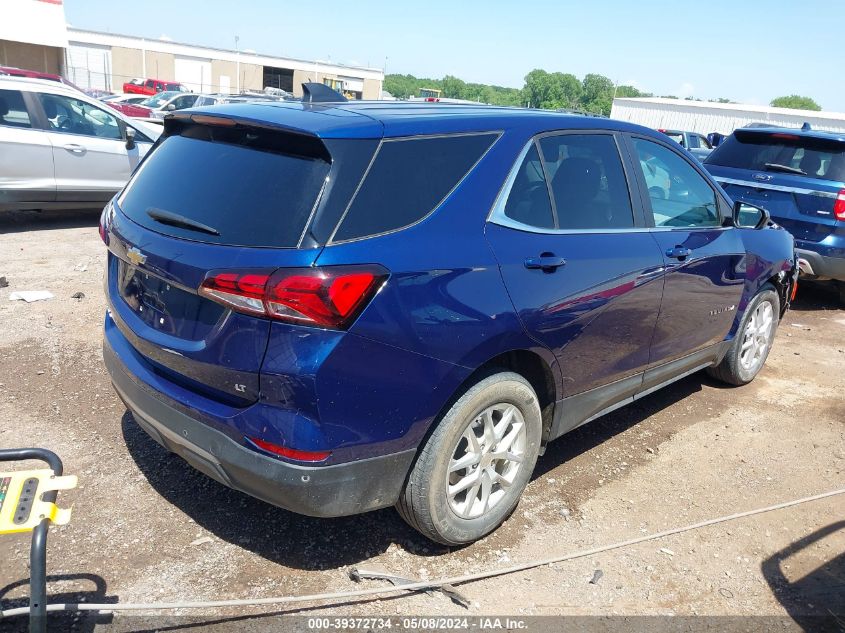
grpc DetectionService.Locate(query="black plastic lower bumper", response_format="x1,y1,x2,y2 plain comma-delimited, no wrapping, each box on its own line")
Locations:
795,248,845,282
104,342,416,518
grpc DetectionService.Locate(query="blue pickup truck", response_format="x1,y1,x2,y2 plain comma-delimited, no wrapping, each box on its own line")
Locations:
704,125,845,303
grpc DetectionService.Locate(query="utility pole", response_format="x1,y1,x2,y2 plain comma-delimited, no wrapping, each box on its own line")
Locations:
235,35,240,94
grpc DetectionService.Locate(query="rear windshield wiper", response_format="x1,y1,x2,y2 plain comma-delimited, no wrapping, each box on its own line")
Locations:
764,163,806,176
146,208,220,236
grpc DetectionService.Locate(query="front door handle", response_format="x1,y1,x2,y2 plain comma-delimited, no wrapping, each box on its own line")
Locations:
524,254,567,271
63,144,86,154
665,246,692,260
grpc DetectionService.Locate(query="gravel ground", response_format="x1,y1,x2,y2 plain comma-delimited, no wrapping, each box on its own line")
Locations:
0,209,843,632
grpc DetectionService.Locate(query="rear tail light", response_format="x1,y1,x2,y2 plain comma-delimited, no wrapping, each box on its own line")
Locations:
834,189,845,221
98,204,111,245
248,437,331,462
199,265,388,329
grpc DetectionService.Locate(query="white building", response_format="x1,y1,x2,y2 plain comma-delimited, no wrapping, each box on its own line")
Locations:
1,0,384,100
64,29,384,100
611,97,845,135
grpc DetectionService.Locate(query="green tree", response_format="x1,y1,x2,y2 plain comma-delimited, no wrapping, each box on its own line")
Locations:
614,85,645,98
522,69,581,110
383,74,428,99
580,73,614,114
441,75,466,99
770,95,821,111
383,73,521,105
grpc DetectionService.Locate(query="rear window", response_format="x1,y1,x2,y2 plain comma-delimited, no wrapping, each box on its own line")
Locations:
662,131,684,146
331,133,498,242
118,129,330,247
706,131,845,182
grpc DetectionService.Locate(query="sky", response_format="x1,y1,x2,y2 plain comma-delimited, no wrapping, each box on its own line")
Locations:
65,0,845,111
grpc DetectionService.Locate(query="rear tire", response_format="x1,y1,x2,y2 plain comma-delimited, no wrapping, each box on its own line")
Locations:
396,371,542,545
707,284,780,386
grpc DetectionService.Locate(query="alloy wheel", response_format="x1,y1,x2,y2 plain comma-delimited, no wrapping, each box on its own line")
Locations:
446,403,527,520
739,300,774,372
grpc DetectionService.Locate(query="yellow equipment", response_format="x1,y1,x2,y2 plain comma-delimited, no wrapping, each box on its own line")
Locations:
0,449,75,633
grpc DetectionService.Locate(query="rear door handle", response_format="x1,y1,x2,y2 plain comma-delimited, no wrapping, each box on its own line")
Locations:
63,144,86,154
665,246,692,260
524,254,567,271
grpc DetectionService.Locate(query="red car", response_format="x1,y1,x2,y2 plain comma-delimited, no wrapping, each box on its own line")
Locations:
123,78,188,96
100,95,154,118
108,102,153,118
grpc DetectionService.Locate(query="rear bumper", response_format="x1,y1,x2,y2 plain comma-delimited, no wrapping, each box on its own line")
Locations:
795,247,845,281
104,338,416,518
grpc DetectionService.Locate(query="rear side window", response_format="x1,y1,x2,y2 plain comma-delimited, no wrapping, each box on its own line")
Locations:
0,89,32,128
706,131,845,182
331,133,498,242
539,134,635,229
118,130,330,247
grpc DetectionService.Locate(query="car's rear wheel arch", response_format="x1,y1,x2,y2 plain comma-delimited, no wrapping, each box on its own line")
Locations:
767,272,792,317
416,349,558,463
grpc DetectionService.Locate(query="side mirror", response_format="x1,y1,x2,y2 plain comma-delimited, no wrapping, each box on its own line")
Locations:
125,127,136,151
733,200,770,230
165,103,176,111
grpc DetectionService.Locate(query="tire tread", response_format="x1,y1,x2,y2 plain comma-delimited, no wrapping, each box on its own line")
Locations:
396,371,537,545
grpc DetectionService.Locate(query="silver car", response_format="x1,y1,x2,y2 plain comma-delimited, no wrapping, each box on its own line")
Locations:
140,91,223,121
0,76,160,211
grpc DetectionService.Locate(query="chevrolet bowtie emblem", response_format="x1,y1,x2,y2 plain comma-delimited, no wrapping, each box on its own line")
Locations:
126,247,147,266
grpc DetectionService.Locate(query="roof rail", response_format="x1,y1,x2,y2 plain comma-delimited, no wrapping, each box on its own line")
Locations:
301,82,348,103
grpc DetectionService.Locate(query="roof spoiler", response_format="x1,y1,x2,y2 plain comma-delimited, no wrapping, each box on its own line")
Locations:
301,82,348,103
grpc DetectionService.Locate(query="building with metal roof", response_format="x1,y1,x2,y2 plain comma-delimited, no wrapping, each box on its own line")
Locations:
611,97,845,135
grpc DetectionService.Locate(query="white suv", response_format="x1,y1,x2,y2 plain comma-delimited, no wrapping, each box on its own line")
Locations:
0,76,161,211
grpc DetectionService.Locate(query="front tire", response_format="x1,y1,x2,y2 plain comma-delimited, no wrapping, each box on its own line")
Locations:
707,284,780,386
396,371,542,545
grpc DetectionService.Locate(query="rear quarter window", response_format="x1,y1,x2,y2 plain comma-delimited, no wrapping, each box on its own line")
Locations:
331,133,499,242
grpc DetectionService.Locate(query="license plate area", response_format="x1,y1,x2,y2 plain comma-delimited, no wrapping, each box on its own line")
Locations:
117,260,224,339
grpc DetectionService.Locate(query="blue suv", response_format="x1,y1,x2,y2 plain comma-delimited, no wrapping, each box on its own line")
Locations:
704,125,845,303
102,102,796,544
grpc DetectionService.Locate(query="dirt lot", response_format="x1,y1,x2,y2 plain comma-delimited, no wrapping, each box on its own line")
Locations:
0,209,843,631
